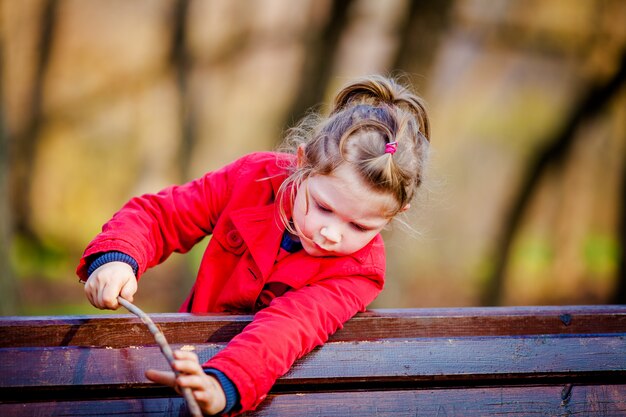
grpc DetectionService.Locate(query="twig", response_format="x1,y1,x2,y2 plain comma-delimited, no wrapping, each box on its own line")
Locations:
117,296,203,417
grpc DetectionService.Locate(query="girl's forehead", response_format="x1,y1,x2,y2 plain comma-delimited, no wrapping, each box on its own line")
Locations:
308,164,398,218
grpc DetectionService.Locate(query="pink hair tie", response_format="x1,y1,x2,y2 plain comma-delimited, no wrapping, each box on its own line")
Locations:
384,141,398,155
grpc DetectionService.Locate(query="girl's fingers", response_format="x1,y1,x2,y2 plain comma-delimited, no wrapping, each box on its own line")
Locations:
173,359,204,376
193,389,210,403
176,375,209,391
90,275,110,310
149,364,226,415
96,283,109,310
145,369,177,387
101,282,121,309
84,263,135,310
84,283,95,307
192,389,219,413
178,374,226,415
173,350,199,361
84,278,102,309
119,278,137,303
172,350,204,375
93,282,103,309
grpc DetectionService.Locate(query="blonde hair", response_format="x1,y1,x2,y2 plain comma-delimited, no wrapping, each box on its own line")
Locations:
277,75,430,232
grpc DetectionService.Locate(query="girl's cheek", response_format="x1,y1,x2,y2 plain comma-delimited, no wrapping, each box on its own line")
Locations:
300,215,311,237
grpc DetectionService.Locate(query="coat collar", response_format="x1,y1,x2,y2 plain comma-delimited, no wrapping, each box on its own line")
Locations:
230,204,283,280
229,158,292,280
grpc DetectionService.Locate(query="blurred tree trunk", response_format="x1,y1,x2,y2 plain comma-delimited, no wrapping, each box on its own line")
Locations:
392,0,453,80
281,0,354,132
0,38,18,315
9,0,58,242
483,49,626,306
3,0,58,313
170,0,195,181
614,146,626,304
169,0,197,302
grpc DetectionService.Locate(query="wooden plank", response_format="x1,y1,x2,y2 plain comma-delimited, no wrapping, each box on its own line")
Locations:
1,384,625,416
0,314,249,348
346,305,626,341
1,305,625,348
1,334,624,395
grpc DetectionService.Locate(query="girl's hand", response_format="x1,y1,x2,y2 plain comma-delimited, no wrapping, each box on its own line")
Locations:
84,261,137,309
146,350,227,416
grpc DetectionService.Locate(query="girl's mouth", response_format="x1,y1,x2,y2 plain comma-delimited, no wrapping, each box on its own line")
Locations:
313,241,327,252
312,239,337,256
305,236,325,252
300,232,332,255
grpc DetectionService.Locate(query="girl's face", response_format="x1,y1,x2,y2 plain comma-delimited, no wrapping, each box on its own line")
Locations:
292,163,397,257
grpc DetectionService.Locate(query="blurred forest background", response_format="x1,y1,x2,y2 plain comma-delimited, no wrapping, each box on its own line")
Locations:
1,0,625,315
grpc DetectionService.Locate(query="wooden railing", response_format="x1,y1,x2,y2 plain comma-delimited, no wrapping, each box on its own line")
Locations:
1,305,625,416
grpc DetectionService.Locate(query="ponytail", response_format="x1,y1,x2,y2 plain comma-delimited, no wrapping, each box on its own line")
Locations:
277,74,431,224
332,75,430,141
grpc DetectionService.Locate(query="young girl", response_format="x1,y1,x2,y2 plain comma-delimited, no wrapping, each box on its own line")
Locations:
77,75,430,415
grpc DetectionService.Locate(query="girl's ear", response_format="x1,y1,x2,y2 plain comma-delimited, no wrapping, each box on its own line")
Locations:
399,203,410,213
296,144,306,168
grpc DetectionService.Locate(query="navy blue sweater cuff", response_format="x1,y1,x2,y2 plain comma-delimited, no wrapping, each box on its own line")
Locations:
87,251,139,277
204,368,240,414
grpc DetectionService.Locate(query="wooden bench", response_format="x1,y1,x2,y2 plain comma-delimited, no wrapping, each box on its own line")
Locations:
1,305,625,416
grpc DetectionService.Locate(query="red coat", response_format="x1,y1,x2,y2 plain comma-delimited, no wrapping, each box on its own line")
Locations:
77,152,385,413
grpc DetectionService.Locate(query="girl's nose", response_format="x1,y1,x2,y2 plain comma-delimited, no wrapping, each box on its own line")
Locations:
320,227,341,244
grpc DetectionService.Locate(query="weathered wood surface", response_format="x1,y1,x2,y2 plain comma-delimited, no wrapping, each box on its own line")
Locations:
2,305,625,347
1,306,625,416
2,335,625,391
2,385,626,417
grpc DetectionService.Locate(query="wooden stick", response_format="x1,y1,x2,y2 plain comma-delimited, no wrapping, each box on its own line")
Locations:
117,297,202,417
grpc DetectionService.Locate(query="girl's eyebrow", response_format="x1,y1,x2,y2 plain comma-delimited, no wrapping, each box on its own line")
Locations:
309,189,331,210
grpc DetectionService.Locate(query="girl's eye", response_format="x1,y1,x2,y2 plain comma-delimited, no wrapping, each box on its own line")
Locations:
351,223,369,232
316,202,332,213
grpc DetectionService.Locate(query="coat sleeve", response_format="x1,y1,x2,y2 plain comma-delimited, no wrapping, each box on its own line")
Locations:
76,155,247,281
204,272,384,414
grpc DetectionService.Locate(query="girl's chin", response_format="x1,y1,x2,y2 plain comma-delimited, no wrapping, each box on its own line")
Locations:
301,240,330,257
